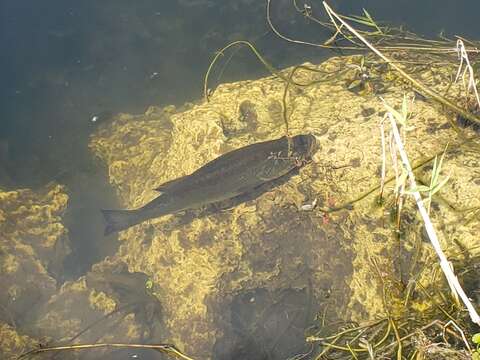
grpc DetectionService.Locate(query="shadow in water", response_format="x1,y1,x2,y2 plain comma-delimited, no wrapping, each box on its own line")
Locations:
213,287,318,360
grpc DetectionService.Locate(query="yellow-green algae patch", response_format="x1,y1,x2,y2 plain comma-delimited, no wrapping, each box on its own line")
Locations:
88,289,117,314
0,184,70,275
91,107,174,206
0,322,37,359
0,182,158,357
31,272,145,346
90,55,480,357
0,183,71,356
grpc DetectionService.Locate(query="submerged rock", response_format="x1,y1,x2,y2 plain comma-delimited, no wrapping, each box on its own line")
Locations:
90,57,480,358
90,76,359,357
0,184,70,355
0,322,38,359
31,259,166,355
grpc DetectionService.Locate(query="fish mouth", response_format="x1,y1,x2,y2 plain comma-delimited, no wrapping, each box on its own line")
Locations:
297,134,317,159
291,134,317,162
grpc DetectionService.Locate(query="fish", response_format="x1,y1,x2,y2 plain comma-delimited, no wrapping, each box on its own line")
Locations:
101,134,317,235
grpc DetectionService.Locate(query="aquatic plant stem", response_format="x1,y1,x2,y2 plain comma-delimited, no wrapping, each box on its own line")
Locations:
18,343,195,360
266,0,355,50
387,112,480,326
390,318,402,359
379,116,387,202
203,41,284,102
322,2,480,128
455,39,480,108
203,41,348,106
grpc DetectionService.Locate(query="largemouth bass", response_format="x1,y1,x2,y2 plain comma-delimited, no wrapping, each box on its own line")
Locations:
102,134,316,235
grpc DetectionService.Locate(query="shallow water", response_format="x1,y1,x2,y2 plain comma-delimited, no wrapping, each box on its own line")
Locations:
1,0,480,358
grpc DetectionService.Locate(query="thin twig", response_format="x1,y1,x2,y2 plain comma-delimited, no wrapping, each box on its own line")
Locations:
18,343,195,360
454,39,480,108
443,320,472,352
379,115,387,202
390,318,403,359
266,0,358,50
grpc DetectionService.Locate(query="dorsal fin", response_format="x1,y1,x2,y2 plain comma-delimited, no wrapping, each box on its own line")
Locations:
154,174,188,192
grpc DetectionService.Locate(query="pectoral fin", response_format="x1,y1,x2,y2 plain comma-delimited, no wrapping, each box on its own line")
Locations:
257,171,274,181
256,160,292,181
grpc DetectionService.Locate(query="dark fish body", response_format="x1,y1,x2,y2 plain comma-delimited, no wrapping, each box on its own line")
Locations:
102,134,316,235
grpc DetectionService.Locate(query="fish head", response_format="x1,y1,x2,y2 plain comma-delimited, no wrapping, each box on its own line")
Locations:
290,134,317,162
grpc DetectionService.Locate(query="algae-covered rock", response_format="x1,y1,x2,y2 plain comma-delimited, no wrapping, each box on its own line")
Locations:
0,181,166,358
0,184,70,278
90,86,355,357
90,54,480,357
31,258,165,349
0,184,69,329
0,322,38,359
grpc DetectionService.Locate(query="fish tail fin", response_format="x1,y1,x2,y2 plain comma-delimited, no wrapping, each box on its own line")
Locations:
101,209,140,236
